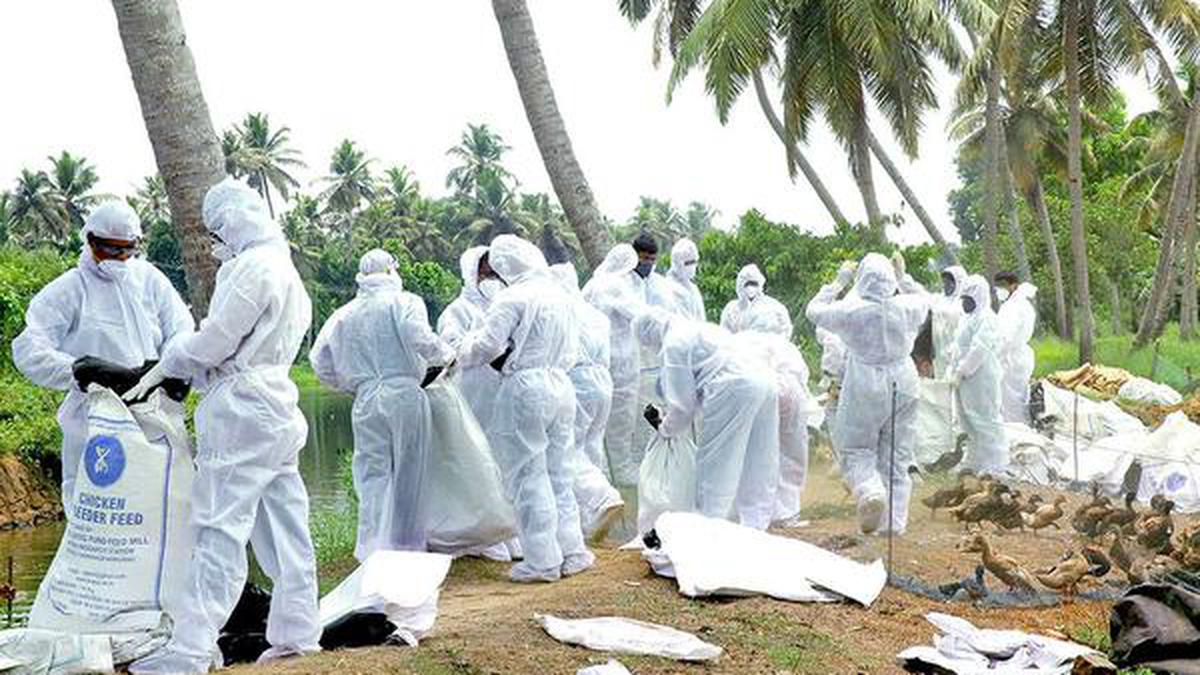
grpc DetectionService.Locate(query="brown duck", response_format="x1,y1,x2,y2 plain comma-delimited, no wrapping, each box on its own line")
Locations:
1022,495,1067,535
1071,487,1114,539
1035,550,1095,599
1100,492,1139,534
921,479,968,517
1134,495,1175,553
957,533,1037,593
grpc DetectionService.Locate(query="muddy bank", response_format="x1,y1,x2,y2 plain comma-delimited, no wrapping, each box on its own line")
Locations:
0,455,61,529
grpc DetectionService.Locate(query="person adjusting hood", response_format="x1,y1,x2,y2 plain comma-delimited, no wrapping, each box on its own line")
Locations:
663,238,706,321
720,264,794,339
582,244,647,489
550,263,625,542
993,272,1038,423
634,310,781,530
947,275,1008,475
127,178,320,673
12,200,193,510
437,245,502,427
457,235,594,583
806,254,928,536
309,249,454,560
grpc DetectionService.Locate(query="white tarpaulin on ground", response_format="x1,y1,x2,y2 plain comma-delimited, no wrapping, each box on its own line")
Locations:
423,380,517,555
576,659,633,675
642,512,887,606
1041,383,1145,440
897,613,1097,674
537,615,722,662
318,550,452,646
0,629,116,675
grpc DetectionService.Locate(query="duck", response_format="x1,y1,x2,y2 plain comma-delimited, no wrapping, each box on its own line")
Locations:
949,483,1008,531
1135,496,1175,553
987,490,1027,533
1021,494,1045,515
1105,526,1135,580
1022,495,1068,535
1100,492,1139,534
1071,486,1114,539
1035,550,1093,598
921,479,968,518
957,533,1037,593
925,433,969,474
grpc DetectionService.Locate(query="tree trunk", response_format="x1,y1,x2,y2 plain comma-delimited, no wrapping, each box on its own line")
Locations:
1179,182,1198,339
492,0,608,269
260,170,276,219
865,129,957,263
999,144,1032,282
752,70,850,228
111,0,224,315
850,121,885,242
1026,179,1072,338
1063,0,1095,363
1136,82,1200,346
981,54,1004,285
1108,275,1123,336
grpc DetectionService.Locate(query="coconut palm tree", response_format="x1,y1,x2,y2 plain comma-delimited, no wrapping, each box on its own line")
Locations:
320,140,376,214
10,169,66,243
446,123,514,196
111,0,226,313
0,191,15,245
130,175,171,226
233,113,305,219
456,168,528,246
46,151,101,230
383,165,422,218
492,0,611,268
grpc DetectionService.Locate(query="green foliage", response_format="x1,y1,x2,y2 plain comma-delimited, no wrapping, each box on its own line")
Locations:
0,373,62,462
309,450,357,566
1034,327,1200,393
0,246,73,371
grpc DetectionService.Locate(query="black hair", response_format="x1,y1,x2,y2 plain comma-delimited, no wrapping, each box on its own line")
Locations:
632,232,659,255
993,271,1019,286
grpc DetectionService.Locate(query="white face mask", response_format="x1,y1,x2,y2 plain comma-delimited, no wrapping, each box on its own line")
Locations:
743,285,761,301
680,260,698,281
478,278,505,302
97,259,130,282
996,288,1011,302
211,241,235,262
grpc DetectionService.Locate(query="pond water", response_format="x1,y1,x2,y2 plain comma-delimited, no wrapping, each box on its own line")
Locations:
0,384,355,626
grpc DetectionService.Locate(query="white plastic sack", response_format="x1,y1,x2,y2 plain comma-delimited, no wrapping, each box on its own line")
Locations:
645,512,887,606
577,659,632,675
896,612,1097,674
537,615,722,662
1041,383,1145,440
913,379,959,467
29,388,196,639
423,379,517,553
0,629,114,675
637,435,696,534
1118,378,1183,407
319,550,452,646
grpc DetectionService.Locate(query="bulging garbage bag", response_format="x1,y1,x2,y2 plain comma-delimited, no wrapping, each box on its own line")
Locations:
637,435,697,535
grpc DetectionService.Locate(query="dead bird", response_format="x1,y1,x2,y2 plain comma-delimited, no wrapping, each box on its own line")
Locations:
921,478,969,517
1135,495,1176,553
957,533,1037,593
925,433,969,474
1100,492,1139,533
938,565,989,602
1022,495,1068,535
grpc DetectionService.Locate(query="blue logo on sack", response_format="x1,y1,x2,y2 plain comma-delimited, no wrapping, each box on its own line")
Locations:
1166,472,1188,493
84,435,126,487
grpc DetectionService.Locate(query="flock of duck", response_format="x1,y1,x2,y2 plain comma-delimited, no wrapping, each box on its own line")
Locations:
921,476,1199,600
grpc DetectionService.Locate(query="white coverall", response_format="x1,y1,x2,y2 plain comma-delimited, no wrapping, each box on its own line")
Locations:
932,266,969,378
662,238,706,321
996,282,1038,423
739,332,817,526
806,254,928,536
458,235,590,582
582,245,646,487
309,250,454,560
550,263,625,539
635,312,780,530
720,264,793,339
130,179,320,672
13,201,193,511
437,246,501,427
949,275,1009,475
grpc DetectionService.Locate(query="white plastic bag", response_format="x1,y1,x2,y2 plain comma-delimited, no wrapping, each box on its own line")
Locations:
577,659,633,675
29,388,196,638
422,379,517,553
636,435,696,534
913,379,958,467
537,614,722,662
319,551,452,647
1118,378,1183,407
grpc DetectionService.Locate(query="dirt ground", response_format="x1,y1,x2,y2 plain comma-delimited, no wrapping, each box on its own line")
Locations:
230,456,1167,675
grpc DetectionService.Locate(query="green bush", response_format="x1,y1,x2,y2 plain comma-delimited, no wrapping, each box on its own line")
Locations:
0,246,73,371
0,373,63,462
1034,326,1200,393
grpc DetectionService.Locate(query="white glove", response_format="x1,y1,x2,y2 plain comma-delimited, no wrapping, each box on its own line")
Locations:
123,362,166,402
891,251,906,278
835,261,858,288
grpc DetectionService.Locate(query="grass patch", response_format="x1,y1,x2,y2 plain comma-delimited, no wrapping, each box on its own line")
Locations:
1033,326,1200,393
803,502,856,521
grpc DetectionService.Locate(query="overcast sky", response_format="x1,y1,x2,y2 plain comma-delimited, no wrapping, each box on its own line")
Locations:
0,1,1159,246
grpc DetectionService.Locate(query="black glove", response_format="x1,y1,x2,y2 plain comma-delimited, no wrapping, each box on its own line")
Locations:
133,361,191,403
643,404,662,431
421,365,445,388
72,356,143,394
489,345,514,373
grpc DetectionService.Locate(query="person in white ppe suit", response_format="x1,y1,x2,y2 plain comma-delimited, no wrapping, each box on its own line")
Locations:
309,249,455,559
947,275,1008,475
634,311,780,530
662,238,706,321
550,262,625,540
994,272,1038,423
931,265,969,378
720,264,793,339
582,245,645,487
437,246,502,427
457,235,592,583
806,254,928,536
13,201,193,510
126,178,320,672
